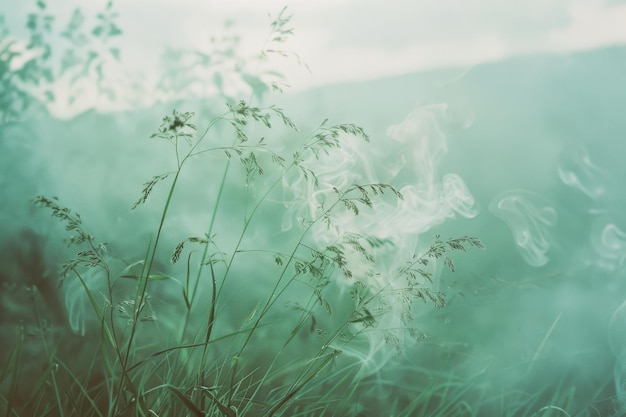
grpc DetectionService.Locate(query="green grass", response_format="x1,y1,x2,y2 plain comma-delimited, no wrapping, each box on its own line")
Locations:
19,107,481,415
0,4,493,417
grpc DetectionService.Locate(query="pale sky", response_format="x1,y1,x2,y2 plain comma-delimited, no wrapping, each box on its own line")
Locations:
112,0,626,90
3,0,626,92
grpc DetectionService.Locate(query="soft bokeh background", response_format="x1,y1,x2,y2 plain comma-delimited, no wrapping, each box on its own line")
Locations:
3,0,626,113
2,1,626,415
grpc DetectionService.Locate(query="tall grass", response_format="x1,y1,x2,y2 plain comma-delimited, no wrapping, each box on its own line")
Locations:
0,5,486,417
23,101,482,416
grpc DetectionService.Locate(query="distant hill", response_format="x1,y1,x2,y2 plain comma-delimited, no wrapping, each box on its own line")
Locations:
277,45,626,266
273,46,626,412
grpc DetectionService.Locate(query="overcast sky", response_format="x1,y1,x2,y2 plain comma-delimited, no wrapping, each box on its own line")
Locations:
4,0,626,91
116,0,626,89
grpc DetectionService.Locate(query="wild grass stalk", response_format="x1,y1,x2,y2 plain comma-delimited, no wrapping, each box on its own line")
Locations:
0,6,492,417
2,326,23,417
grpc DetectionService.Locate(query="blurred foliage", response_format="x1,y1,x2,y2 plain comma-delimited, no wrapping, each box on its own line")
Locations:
0,2,303,122
156,6,304,104
0,0,123,121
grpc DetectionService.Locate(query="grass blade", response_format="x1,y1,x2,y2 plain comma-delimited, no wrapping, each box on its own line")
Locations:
167,386,205,417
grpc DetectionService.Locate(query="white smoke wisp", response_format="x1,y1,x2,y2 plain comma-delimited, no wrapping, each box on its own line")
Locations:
489,190,558,267
280,132,366,239
590,221,626,272
558,146,609,202
281,103,479,378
